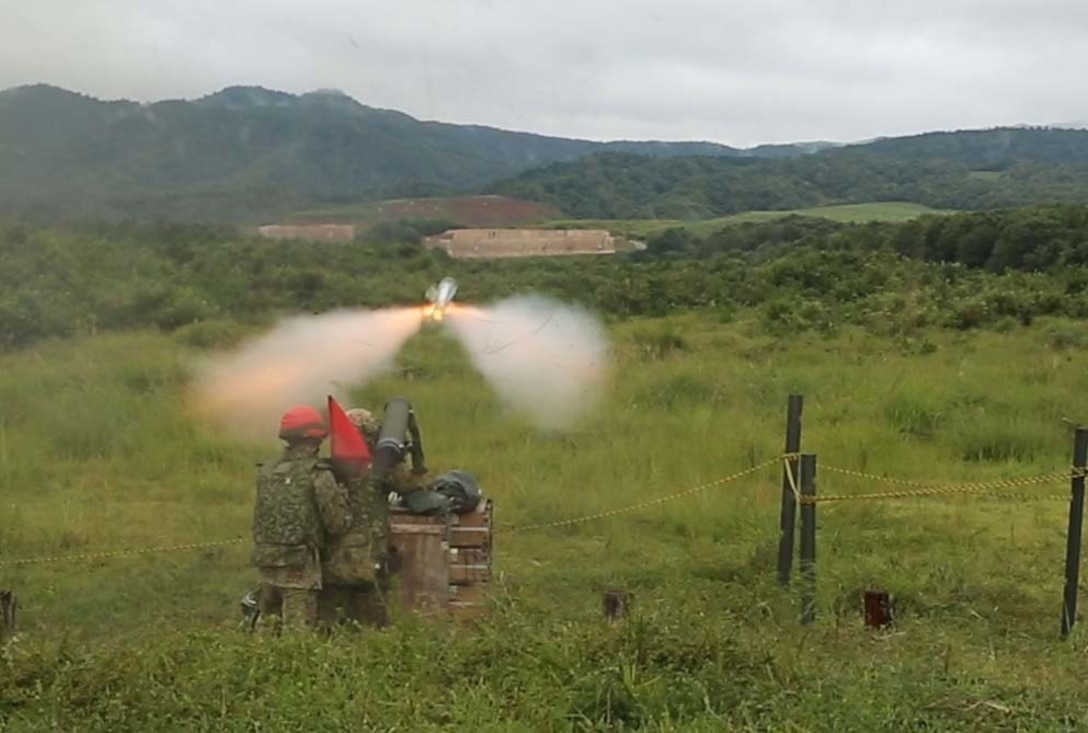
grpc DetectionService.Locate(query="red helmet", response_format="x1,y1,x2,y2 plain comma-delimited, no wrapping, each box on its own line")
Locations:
278,405,327,441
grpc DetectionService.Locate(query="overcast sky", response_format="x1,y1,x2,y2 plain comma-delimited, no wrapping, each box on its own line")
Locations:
4,0,1087,148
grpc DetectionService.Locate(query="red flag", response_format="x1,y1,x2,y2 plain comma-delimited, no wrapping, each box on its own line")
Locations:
328,395,371,477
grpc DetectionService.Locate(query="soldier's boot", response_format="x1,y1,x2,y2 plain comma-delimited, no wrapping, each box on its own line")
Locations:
281,588,320,631
317,585,350,630
355,584,391,629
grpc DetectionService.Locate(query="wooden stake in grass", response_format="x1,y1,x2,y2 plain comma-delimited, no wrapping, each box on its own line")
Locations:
864,590,894,629
0,590,16,642
603,590,632,622
777,394,804,586
1060,427,1088,639
799,454,817,625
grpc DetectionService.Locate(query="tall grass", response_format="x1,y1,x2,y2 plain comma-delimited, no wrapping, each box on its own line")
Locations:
2,313,1088,729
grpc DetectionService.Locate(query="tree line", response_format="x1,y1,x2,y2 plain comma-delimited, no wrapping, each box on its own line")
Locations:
3,204,1088,350
491,150,1088,219
641,202,1088,273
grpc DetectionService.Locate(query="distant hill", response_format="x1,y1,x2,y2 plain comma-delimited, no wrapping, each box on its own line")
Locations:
0,84,783,222
5,84,1088,223
488,128,1088,219
849,126,1088,168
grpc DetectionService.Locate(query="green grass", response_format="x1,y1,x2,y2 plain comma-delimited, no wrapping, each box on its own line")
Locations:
545,201,954,239
3,313,1088,729
286,199,949,240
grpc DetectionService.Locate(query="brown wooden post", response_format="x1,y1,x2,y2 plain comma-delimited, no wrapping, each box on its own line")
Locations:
1060,427,1088,639
0,590,16,641
864,590,894,629
777,394,804,586
603,590,633,622
799,453,817,625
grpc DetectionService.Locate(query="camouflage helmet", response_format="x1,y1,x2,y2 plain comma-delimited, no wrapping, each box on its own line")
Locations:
345,407,381,442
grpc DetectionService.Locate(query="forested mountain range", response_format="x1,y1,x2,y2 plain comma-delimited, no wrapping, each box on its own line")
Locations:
0,84,746,221
3,83,1088,221
490,128,1088,219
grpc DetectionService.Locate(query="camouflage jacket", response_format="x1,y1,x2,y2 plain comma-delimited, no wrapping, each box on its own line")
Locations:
252,444,352,590
321,463,432,585
322,475,390,585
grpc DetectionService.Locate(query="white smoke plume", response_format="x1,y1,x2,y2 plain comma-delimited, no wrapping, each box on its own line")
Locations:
445,295,611,431
189,306,422,440
187,295,612,439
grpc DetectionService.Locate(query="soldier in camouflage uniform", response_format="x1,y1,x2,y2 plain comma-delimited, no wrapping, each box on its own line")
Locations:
319,407,433,628
252,405,352,631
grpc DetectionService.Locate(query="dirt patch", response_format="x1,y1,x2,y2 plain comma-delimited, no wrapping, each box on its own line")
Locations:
376,196,561,228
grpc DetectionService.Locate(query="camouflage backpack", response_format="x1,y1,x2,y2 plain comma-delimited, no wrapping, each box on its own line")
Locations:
252,456,322,548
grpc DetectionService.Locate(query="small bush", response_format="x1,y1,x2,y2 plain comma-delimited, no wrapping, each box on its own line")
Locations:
174,320,250,350
634,372,719,410
944,299,989,330
628,323,688,361
759,298,837,337
950,419,1053,463
1042,322,1088,350
884,392,946,439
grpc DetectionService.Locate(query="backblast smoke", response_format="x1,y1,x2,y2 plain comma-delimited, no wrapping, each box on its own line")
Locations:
189,306,422,440
445,295,611,431
189,291,611,438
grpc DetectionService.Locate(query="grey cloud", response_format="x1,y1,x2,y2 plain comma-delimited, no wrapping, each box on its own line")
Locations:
3,0,1088,147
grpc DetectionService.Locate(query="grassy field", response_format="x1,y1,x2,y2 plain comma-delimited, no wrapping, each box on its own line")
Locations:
3,311,1088,730
545,202,952,239
283,199,946,241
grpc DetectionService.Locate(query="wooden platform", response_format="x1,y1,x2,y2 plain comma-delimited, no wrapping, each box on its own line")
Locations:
388,498,492,620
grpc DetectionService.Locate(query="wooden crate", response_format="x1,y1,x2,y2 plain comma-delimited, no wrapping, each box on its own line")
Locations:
447,499,492,619
388,498,493,621
388,509,450,617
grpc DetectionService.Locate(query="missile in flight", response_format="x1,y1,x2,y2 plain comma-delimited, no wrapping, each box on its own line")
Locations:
423,276,458,323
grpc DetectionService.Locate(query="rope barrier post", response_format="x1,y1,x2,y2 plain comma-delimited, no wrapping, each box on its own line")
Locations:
0,590,15,642
777,394,804,586
1060,426,1088,639
800,453,817,625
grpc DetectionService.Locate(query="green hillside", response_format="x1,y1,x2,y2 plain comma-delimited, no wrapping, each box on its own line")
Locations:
7,84,1088,223
0,84,744,222
545,201,949,238
490,143,1088,220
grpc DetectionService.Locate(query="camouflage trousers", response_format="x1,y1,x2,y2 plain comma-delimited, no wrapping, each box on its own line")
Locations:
317,582,390,629
254,584,321,632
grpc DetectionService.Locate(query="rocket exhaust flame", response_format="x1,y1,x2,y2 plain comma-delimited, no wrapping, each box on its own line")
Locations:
189,278,611,437
424,277,458,324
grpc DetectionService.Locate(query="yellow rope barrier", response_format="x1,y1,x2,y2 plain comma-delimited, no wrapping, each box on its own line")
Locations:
804,464,1075,504
0,537,247,567
783,457,802,502
1,459,1079,562
501,457,780,535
